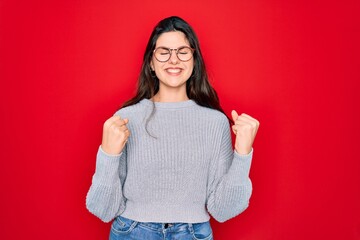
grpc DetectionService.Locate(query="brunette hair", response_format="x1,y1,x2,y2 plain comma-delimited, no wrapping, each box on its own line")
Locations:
121,16,229,129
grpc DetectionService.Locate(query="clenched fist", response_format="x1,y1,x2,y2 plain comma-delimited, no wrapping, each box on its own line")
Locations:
231,110,259,155
101,115,130,155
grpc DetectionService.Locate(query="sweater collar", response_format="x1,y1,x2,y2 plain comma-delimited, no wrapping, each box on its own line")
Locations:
140,98,196,109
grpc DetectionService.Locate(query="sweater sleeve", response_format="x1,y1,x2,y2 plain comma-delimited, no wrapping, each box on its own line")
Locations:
86,146,127,222
206,118,253,223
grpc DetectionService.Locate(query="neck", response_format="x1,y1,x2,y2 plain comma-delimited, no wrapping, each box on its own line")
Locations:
152,89,189,102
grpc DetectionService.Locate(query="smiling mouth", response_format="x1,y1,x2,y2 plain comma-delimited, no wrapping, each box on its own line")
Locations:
165,68,182,74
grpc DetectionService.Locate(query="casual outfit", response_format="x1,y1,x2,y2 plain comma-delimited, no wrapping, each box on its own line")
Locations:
86,99,253,239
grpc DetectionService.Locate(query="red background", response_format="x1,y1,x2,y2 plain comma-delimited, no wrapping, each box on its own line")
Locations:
1,0,359,239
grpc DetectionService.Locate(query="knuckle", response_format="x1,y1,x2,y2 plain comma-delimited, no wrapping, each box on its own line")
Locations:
113,126,120,134
104,120,111,128
121,130,129,138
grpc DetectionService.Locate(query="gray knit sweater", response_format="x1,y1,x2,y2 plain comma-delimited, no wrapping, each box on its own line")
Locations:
86,99,253,223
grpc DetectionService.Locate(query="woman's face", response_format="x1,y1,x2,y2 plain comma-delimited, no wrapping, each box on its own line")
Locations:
150,31,194,94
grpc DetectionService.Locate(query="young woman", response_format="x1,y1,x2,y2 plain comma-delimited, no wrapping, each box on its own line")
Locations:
86,16,259,240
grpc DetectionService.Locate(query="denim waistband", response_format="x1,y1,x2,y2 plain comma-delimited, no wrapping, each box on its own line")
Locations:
118,215,208,233
139,222,194,232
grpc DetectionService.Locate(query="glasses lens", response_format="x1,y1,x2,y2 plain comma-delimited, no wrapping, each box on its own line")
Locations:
154,47,194,62
177,47,193,61
154,47,171,62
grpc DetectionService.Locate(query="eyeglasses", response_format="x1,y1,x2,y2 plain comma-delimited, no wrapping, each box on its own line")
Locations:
153,46,195,62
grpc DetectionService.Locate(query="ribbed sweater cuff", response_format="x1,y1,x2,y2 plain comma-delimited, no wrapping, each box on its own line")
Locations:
94,146,123,186
226,148,253,185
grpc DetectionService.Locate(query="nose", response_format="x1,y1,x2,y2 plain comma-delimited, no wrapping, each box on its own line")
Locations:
169,49,179,64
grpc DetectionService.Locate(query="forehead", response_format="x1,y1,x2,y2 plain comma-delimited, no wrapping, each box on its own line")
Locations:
156,31,190,48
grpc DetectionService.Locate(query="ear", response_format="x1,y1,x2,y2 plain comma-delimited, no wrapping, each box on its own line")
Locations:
150,61,154,71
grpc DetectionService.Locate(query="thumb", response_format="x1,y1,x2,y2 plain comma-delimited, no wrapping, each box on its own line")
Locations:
231,110,239,122
124,118,129,124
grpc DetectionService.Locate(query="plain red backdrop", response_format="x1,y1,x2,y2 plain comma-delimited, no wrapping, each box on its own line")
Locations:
1,0,359,239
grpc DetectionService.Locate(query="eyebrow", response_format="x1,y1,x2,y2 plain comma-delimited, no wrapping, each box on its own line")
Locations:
155,45,191,49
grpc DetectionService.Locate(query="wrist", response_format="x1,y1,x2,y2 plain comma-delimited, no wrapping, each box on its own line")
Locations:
235,146,252,155
100,145,122,156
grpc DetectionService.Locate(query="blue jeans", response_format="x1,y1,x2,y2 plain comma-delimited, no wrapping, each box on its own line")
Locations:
109,215,213,240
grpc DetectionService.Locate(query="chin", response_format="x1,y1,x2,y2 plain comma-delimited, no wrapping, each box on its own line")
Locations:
161,80,187,89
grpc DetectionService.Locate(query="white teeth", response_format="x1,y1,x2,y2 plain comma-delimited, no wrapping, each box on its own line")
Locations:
166,68,181,73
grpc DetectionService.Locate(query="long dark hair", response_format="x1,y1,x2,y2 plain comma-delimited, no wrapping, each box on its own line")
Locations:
121,16,229,124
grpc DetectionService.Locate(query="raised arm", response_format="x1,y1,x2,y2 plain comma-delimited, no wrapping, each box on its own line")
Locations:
86,115,130,222
207,113,259,222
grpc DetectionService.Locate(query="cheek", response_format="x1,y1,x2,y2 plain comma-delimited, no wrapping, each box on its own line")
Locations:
152,62,162,72
187,61,195,73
